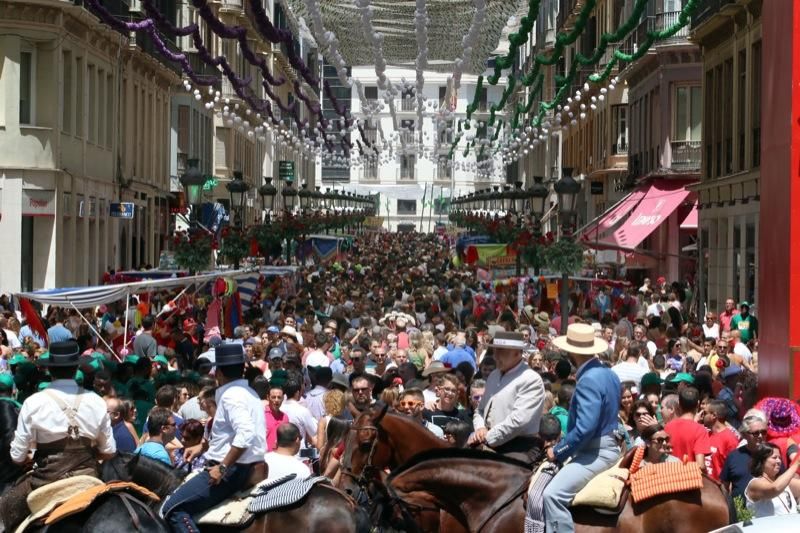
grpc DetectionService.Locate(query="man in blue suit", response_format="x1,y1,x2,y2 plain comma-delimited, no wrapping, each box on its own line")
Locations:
539,323,621,533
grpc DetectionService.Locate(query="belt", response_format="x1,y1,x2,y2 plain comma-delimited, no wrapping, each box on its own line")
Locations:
36,437,95,453
206,460,265,467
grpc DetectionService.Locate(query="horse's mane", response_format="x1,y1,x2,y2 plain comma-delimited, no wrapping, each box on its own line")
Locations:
389,446,532,479
106,452,186,497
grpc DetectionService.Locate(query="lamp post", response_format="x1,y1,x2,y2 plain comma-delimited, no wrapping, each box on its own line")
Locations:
554,168,581,334
281,179,297,263
226,171,250,230
180,158,205,226
259,177,277,224
528,176,549,275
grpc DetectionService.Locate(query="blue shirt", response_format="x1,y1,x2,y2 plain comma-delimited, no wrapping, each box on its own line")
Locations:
135,441,171,466
441,346,477,370
47,324,73,343
720,446,755,500
112,421,137,453
553,358,621,462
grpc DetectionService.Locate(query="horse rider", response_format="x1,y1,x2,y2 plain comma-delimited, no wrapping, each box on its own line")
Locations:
0,340,116,532
162,343,266,533
468,331,545,463
537,323,621,533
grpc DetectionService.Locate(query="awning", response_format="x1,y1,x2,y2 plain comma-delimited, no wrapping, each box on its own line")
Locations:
16,270,253,308
680,203,698,230
584,181,693,251
580,189,647,243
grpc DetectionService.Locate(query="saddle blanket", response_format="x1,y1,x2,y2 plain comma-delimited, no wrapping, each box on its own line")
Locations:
248,475,328,513
630,462,703,503
45,481,160,524
195,474,328,527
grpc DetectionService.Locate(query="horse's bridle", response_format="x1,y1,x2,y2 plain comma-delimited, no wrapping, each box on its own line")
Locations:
340,422,381,504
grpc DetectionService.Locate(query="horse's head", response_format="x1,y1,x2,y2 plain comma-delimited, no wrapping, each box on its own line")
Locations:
339,403,391,498
104,452,186,499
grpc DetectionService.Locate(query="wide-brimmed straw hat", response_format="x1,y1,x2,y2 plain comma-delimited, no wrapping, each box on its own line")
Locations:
533,312,551,332
487,331,527,350
552,323,609,355
17,475,105,532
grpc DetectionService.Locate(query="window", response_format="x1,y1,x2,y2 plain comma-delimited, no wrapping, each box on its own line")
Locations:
401,87,415,111
75,57,84,137
62,51,72,133
88,64,96,143
19,50,34,125
752,41,761,168
98,68,105,146
400,155,415,179
612,105,628,154
401,119,415,144
674,85,701,141
364,160,378,180
437,157,452,180
439,120,453,144
433,197,450,215
365,86,378,102
737,49,747,171
397,199,417,215
178,105,190,154
439,86,447,107
106,74,113,148
477,86,488,112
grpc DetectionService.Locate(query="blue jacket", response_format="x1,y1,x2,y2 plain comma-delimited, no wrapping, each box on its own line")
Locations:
552,358,620,462
441,346,477,370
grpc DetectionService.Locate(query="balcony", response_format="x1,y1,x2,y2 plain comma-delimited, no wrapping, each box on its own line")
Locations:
613,140,629,155
691,0,738,29
401,98,415,112
621,11,690,58
670,140,701,170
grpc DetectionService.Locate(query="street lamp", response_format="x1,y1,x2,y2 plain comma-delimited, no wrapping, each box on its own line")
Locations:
554,168,582,334
259,177,277,223
298,182,311,213
282,179,297,212
226,170,250,229
180,158,205,216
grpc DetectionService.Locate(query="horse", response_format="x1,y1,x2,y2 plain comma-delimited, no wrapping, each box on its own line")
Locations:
338,403,466,533
104,453,370,533
386,448,732,533
0,398,23,494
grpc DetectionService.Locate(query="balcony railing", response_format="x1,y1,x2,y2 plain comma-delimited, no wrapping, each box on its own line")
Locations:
621,11,689,58
671,140,701,170
656,11,689,40
401,98,415,111
613,140,629,155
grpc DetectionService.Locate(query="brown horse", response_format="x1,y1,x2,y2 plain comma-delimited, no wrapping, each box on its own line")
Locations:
103,453,370,533
386,448,732,533
339,404,466,532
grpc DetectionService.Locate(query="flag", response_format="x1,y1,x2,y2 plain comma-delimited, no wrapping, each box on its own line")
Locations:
19,297,48,347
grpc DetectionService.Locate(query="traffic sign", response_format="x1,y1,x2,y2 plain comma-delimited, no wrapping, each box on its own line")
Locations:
279,161,295,181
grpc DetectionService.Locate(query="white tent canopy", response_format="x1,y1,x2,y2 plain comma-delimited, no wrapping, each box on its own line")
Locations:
16,271,255,309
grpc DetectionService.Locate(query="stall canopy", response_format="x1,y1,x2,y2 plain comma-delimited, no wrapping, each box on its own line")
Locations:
581,180,693,251
17,270,253,309
680,203,698,230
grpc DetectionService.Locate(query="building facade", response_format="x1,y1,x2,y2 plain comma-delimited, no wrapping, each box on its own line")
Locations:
690,0,762,314
0,0,179,291
345,67,505,232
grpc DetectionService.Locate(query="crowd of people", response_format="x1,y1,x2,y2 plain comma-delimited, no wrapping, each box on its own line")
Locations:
0,232,797,532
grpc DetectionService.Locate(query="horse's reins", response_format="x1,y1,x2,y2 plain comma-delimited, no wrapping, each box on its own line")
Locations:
341,423,380,504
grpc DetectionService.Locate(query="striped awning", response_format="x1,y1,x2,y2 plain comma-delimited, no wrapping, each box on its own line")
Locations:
17,271,253,309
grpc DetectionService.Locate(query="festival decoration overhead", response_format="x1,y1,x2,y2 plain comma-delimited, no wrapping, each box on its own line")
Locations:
84,0,699,175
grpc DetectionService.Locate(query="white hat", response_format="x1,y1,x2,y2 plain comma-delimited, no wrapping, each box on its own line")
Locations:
552,323,609,355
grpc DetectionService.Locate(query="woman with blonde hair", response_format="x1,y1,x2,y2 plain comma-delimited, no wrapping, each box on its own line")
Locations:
315,389,346,450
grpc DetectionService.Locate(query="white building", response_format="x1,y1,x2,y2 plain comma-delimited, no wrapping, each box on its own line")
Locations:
334,67,507,232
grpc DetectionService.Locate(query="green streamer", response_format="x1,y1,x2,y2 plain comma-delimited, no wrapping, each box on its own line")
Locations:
487,0,543,85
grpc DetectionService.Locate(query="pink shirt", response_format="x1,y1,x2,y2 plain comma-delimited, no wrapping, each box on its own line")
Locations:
719,310,738,333
265,408,289,452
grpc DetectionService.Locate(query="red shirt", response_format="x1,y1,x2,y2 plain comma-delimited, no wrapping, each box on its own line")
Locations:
719,310,739,333
665,418,712,463
265,408,289,452
706,428,740,480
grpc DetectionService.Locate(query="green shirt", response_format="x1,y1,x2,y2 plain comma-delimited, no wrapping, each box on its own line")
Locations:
730,313,758,343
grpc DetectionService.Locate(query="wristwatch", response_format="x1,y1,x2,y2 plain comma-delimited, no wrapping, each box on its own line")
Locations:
217,463,228,475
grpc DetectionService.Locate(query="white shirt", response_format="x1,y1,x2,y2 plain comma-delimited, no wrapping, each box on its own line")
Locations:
264,451,311,481
3,329,21,349
432,346,449,361
178,396,208,422
10,380,116,462
646,303,663,317
612,361,649,388
305,350,329,367
733,341,753,362
302,385,327,422
746,478,798,518
702,323,720,340
280,399,318,447
206,379,266,464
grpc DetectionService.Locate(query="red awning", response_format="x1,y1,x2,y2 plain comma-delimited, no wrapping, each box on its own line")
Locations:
586,181,692,251
680,203,698,230
580,189,647,243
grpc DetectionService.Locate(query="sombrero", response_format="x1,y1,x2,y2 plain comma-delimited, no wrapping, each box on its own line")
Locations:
755,397,800,438
552,323,609,355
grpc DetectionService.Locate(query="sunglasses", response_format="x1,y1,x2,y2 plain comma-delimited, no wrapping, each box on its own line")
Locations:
652,437,670,444
398,401,421,408
352,387,370,393
747,430,767,437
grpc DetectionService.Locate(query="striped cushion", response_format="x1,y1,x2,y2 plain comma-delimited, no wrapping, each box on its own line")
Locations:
248,475,328,514
630,462,703,503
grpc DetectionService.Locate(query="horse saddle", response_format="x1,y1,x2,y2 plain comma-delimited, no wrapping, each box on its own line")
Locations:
44,482,160,524
195,474,327,528
15,475,105,533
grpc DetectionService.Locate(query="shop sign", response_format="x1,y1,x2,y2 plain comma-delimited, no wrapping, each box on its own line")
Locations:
22,189,55,216
110,202,135,219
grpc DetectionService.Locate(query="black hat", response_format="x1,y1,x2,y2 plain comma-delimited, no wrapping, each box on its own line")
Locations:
214,343,246,366
43,341,81,367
